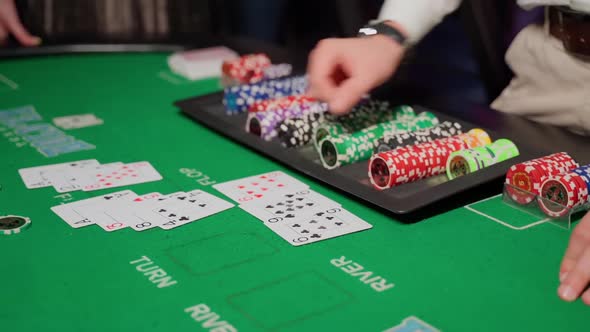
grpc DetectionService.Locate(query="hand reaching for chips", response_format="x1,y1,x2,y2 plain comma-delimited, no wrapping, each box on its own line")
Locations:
306,24,406,115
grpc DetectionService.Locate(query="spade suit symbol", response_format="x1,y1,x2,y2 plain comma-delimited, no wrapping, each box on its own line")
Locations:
319,226,327,230
104,196,113,200
159,209,167,213
199,204,207,207
292,224,301,228
180,216,189,221
168,213,176,217
301,229,309,234
285,214,295,218
335,222,343,226
311,234,321,238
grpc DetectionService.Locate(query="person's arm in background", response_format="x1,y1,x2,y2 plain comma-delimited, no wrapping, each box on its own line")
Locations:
307,0,462,114
0,0,41,46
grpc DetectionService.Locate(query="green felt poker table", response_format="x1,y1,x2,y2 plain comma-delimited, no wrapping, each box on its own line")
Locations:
1,48,589,332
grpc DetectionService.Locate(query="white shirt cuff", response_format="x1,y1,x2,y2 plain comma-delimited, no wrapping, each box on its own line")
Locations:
378,0,463,44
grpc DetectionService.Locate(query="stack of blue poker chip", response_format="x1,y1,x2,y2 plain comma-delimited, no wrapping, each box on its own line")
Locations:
223,75,308,115
572,165,590,194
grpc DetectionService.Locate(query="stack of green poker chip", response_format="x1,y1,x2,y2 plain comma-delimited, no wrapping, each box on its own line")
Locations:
319,111,439,169
446,138,520,180
0,215,31,235
313,103,416,149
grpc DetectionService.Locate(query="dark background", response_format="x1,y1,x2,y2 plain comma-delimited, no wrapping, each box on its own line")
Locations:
3,0,589,162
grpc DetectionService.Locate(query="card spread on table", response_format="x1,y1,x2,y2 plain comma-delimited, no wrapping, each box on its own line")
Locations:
18,159,163,193
217,171,373,246
50,190,233,232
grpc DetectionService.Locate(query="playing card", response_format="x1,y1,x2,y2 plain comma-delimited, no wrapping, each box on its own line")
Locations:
82,161,162,192
46,162,123,193
18,159,100,189
157,190,234,230
239,189,341,219
50,190,137,228
75,192,162,232
264,208,372,246
213,171,308,204
53,113,104,130
102,192,184,232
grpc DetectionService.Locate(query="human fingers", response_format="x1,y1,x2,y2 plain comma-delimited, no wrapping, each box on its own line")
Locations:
558,246,590,302
0,0,41,46
559,214,590,281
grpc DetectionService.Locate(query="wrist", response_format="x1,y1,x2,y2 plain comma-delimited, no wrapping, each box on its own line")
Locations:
358,20,408,50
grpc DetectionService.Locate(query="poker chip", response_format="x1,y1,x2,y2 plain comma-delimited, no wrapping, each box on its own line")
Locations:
277,109,330,148
375,121,463,153
312,103,416,149
0,215,31,235
318,112,440,169
248,95,316,113
223,75,308,114
446,138,520,180
262,64,293,80
368,130,490,190
222,53,271,85
246,96,323,141
538,172,589,217
504,152,579,205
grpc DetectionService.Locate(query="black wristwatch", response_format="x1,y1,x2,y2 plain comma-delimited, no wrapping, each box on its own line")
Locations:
358,21,407,47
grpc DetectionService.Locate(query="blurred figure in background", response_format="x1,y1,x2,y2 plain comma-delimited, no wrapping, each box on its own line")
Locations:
0,0,40,46
0,0,209,46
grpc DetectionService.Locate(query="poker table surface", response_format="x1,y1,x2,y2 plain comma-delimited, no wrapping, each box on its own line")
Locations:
1,51,588,332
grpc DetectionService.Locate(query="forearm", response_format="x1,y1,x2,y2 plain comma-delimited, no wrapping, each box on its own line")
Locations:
378,0,463,44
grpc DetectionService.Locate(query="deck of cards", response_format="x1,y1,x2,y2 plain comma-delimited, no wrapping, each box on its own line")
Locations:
213,171,372,246
168,46,239,80
52,113,104,130
51,189,233,232
19,159,163,193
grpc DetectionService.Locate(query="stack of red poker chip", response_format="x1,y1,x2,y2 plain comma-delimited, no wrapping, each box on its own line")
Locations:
538,171,589,217
368,133,485,190
248,95,317,113
222,54,271,84
505,153,578,205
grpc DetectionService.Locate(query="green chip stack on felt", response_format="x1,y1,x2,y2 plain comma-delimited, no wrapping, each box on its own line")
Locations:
446,138,520,180
318,112,440,169
313,103,416,149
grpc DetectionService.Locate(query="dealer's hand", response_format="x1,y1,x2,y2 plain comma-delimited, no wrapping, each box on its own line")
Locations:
0,0,41,46
558,212,590,304
307,22,406,115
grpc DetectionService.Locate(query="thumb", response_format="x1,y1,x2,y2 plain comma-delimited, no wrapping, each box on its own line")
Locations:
328,78,373,115
0,2,41,46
